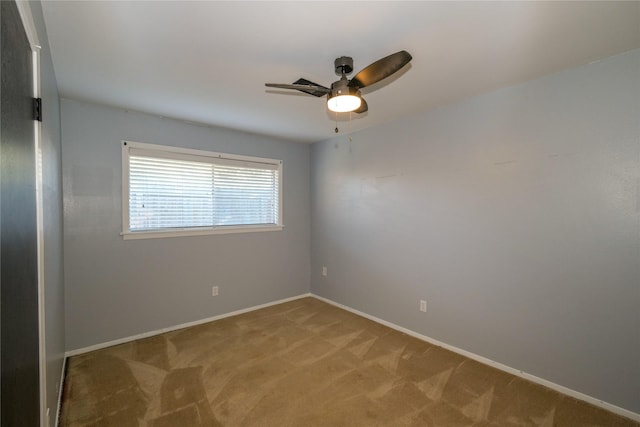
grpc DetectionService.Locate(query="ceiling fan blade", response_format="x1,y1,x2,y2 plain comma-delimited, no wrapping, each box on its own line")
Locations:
354,98,368,114
265,79,330,97
349,50,412,89
292,78,330,97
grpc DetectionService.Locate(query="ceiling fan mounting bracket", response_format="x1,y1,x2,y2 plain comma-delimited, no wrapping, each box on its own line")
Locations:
334,56,354,76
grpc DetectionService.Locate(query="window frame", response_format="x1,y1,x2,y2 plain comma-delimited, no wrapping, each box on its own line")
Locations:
121,140,283,240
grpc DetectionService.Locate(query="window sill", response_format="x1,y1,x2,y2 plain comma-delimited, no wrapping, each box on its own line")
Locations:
121,224,284,240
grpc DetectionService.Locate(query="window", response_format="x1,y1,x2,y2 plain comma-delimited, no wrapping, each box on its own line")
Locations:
122,141,282,239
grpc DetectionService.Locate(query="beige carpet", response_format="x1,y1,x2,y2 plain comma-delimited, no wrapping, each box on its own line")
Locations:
60,297,637,426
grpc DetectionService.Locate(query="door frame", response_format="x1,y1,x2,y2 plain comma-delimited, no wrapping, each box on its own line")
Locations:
13,2,46,425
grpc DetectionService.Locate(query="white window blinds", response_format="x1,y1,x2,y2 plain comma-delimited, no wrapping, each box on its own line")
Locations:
212,163,279,226
123,141,282,237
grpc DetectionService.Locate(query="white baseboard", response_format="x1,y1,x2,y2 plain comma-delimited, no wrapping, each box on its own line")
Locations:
54,356,66,427
310,294,640,423
65,293,312,358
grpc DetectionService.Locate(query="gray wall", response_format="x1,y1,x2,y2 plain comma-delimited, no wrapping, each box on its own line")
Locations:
311,50,640,413
62,100,310,351
30,1,66,424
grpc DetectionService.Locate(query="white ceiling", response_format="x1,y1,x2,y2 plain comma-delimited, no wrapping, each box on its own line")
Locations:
41,1,639,143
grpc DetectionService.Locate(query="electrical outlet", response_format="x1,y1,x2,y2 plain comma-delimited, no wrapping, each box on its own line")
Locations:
420,300,427,313
322,266,327,277
212,286,219,297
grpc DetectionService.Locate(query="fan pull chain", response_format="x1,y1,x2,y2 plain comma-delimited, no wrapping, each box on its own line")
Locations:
349,112,353,142
334,111,339,133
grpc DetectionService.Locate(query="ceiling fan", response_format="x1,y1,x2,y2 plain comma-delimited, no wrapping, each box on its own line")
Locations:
265,50,412,114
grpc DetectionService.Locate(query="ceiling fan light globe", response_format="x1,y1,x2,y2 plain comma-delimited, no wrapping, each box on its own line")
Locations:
327,94,361,113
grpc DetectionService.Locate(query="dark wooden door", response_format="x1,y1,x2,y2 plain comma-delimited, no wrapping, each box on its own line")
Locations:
1,1,40,425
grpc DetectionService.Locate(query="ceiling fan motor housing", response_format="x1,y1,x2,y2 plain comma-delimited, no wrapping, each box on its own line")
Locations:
328,78,360,100
334,56,354,76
